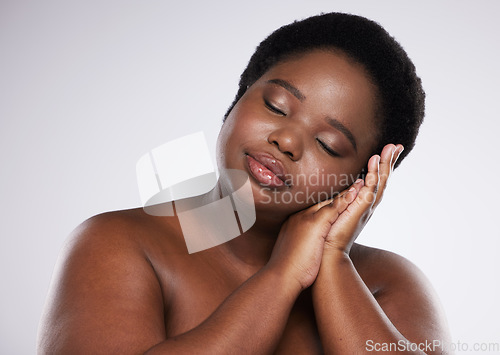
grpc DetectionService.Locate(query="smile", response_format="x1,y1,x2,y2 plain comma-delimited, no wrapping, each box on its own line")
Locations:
245,153,289,188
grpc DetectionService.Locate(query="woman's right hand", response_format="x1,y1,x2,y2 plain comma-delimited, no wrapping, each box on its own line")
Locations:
266,179,364,290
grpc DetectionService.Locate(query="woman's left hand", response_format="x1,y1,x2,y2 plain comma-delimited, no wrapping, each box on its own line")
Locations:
324,143,404,255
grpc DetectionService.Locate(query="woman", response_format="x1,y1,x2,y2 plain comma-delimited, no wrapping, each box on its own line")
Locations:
38,12,451,354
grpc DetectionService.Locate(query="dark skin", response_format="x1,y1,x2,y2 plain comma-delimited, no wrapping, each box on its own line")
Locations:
38,50,451,354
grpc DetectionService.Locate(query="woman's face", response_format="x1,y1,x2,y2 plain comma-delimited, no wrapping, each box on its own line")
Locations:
217,49,379,219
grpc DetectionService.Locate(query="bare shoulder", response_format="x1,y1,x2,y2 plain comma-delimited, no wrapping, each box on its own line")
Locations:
69,208,184,252
351,242,429,289
60,209,150,259
37,209,181,354
350,242,442,306
351,243,452,348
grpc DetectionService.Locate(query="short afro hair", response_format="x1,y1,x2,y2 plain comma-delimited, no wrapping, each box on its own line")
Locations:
224,12,425,167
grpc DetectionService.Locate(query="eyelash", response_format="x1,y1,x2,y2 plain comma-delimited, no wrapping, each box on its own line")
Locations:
317,139,339,157
264,99,286,116
263,98,338,157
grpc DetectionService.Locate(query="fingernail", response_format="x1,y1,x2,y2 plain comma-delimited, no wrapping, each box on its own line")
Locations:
396,146,404,159
346,188,356,203
355,178,363,184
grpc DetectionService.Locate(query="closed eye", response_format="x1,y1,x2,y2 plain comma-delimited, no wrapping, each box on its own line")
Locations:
317,139,339,157
264,99,286,116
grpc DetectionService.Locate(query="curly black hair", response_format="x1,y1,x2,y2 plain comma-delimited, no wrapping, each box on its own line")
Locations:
224,12,425,167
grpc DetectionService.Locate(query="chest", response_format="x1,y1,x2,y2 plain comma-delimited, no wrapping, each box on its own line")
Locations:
158,260,323,354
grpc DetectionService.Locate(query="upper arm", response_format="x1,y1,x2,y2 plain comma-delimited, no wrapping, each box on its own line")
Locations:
38,213,167,354
374,251,452,352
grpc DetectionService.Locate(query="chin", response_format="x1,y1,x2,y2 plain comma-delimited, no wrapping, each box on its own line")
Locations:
252,186,304,214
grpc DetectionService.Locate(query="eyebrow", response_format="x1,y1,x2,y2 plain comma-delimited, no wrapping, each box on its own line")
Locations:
325,117,358,152
266,79,306,101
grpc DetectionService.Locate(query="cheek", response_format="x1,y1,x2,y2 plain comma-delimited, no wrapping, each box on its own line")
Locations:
216,107,266,167
291,158,365,201
291,174,346,203
220,105,270,145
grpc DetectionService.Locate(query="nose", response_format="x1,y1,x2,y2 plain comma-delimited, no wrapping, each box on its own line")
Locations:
267,126,304,160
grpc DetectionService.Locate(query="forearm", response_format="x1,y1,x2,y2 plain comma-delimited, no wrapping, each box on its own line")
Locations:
145,265,301,354
312,253,424,354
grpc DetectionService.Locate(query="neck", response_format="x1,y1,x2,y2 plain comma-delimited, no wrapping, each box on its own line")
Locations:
223,218,281,269
203,178,285,270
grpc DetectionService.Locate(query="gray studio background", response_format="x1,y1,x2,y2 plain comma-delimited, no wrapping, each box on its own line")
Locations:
1,0,499,353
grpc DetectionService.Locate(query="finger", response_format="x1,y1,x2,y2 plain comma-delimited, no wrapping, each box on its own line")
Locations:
392,145,404,169
308,195,338,213
379,144,396,182
336,178,363,199
313,179,364,223
307,177,365,214
374,144,396,207
339,178,364,204
319,165,375,248
357,154,380,208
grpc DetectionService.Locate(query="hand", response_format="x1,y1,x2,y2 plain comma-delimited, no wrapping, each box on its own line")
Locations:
323,144,404,255
266,183,361,290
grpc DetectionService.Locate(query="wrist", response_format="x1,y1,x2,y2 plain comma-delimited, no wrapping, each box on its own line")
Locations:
261,262,303,297
319,249,353,274
322,245,351,261
312,250,353,296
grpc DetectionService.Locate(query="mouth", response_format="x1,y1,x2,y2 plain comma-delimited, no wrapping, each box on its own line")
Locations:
245,152,290,188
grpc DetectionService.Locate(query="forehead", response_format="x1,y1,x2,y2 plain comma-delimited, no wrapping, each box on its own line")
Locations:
258,49,380,152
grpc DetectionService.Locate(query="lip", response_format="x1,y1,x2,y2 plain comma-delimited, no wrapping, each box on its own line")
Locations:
245,152,289,188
